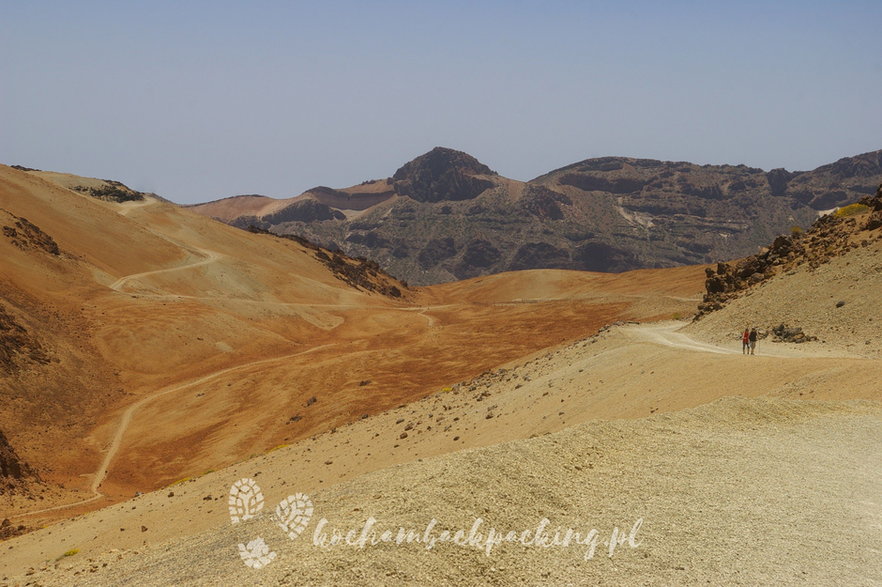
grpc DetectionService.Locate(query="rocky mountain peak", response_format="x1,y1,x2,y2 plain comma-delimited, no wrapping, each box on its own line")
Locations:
190,148,882,286
392,147,498,202
823,149,882,178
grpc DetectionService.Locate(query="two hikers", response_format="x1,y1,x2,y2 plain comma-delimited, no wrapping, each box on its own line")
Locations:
742,327,758,355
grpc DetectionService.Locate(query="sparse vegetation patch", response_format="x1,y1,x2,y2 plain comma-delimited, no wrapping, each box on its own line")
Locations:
71,181,144,203
834,203,869,218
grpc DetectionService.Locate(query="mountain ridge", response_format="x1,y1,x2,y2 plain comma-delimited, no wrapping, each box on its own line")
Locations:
0,163,702,527
190,147,882,285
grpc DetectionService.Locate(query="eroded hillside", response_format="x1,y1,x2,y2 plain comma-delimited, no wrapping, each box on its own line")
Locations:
0,164,703,528
191,147,882,284
691,186,882,356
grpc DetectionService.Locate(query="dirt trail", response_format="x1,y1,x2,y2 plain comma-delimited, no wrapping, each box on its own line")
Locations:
19,344,337,518
18,208,322,517
17,319,857,520
108,197,224,292
109,247,223,292
88,343,336,494
116,199,154,216
624,321,863,359
16,493,103,518
5,311,880,584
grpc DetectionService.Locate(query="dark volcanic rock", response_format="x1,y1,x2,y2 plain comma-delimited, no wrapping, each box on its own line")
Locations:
520,186,572,220
575,241,638,272
245,227,407,297
460,239,501,269
0,518,31,540
264,199,345,223
695,187,882,318
417,237,457,269
766,168,794,197
510,243,570,271
392,147,498,203
0,302,52,373
787,151,882,210
559,173,647,194
771,324,818,343
193,149,882,285
70,180,145,203
345,231,391,248
1,211,60,255
0,429,39,483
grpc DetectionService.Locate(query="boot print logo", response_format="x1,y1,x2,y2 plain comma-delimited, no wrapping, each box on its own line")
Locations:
229,478,313,569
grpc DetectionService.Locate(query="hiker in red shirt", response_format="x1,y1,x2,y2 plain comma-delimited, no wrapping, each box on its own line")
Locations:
742,328,750,354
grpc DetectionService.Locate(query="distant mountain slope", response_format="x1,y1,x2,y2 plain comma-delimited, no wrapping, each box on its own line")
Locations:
689,184,882,356
0,164,410,511
190,148,882,285
1,163,702,526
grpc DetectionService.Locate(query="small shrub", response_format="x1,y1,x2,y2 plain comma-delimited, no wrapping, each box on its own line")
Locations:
790,225,803,237
63,549,79,557
834,203,870,218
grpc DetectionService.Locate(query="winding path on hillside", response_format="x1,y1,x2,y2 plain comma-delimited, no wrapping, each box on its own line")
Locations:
20,344,338,517
20,317,851,519
19,198,838,518
109,247,223,292
88,343,337,494
108,196,225,293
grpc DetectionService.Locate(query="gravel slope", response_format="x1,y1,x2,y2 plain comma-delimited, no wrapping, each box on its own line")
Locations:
12,397,880,586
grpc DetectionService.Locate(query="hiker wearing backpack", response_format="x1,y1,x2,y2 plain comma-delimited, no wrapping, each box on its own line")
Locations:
748,328,758,355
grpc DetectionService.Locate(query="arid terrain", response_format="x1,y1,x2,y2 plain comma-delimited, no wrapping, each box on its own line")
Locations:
1,164,880,585
189,147,882,285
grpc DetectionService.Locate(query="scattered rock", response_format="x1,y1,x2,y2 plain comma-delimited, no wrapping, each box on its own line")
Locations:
1,210,60,255
69,181,145,203
0,304,52,375
696,186,882,319
0,518,29,540
771,324,818,344
0,429,40,492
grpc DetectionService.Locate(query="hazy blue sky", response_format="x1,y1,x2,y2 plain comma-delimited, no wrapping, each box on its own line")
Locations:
2,1,880,204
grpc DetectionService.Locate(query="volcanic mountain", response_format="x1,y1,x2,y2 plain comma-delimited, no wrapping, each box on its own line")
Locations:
190,147,882,285
2,164,880,584
0,163,703,526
